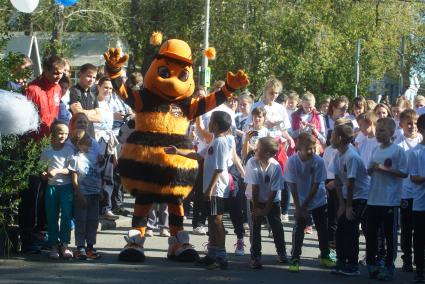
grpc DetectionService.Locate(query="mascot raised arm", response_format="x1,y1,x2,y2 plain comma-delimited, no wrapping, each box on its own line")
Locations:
104,37,249,262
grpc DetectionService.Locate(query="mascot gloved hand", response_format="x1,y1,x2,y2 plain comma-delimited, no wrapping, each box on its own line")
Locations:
104,35,249,263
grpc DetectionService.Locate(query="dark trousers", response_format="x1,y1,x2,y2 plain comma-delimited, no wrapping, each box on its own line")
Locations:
192,162,207,229
18,175,47,250
111,169,124,210
413,211,425,272
326,183,338,244
291,204,329,259
400,198,413,265
228,189,245,239
251,202,286,257
366,205,399,267
335,199,367,265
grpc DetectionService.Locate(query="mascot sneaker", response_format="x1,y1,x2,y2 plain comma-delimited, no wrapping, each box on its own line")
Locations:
119,229,146,262
167,231,199,262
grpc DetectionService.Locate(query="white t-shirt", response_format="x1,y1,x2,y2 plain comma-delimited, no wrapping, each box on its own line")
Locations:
333,147,370,200
396,134,423,199
241,127,269,152
409,144,425,211
40,144,74,185
368,144,408,206
68,150,102,195
284,153,327,210
249,101,291,136
356,135,379,168
94,100,114,133
202,135,233,198
244,157,282,203
322,146,338,179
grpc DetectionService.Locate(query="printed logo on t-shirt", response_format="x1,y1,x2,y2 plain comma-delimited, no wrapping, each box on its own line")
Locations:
264,175,270,184
383,158,392,168
208,146,214,155
169,103,183,117
401,199,409,209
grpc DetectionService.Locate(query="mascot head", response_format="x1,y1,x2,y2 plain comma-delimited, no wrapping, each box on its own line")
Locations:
144,39,195,102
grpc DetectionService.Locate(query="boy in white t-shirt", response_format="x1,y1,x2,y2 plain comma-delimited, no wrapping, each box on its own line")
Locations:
409,114,425,283
284,133,335,272
366,117,408,281
245,137,287,269
394,109,422,273
331,124,369,276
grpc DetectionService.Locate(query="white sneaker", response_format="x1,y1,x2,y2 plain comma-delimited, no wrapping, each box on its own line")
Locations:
234,239,245,256
145,229,154,237
61,246,74,259
48,248,60,260
282,214,289,222
102,210,119,221
160,228,171,237
192,226,207,235
243,223,249,230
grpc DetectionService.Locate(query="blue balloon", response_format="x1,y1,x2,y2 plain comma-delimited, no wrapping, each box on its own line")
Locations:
55,0,77,6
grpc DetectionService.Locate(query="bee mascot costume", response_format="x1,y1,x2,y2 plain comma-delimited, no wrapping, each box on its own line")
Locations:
103,36,249,262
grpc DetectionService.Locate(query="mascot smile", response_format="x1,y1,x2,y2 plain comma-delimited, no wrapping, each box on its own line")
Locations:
104,37,249,262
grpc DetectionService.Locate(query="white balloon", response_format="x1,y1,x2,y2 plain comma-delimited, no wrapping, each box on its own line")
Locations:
10,0,39,13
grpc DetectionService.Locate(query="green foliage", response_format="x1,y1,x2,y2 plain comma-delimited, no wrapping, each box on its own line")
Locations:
122,0,425,102
0,51,32,91
0,136,48,226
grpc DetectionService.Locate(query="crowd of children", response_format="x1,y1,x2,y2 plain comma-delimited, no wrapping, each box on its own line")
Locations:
13,55,425,282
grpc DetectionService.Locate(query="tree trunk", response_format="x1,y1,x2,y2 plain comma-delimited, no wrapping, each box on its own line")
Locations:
50,3,65,55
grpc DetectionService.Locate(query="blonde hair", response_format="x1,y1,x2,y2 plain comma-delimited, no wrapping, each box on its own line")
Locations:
302,91,316,106
415,95,425,106
287,90,300,101
356,111,378,125
263,78,282,95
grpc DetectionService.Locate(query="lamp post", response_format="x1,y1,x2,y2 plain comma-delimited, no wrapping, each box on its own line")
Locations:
354,39,361,97
199,0,210,87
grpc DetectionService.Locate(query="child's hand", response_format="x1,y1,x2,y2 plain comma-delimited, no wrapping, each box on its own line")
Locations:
164,146,178,155
345,206,354,221
337,204,345,218
48,169,57,178
76,192,87,208
41,171,48,181
370,162,382,171
203,191,212,202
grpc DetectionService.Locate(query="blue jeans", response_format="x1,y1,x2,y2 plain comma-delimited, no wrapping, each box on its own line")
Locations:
45,184,73,245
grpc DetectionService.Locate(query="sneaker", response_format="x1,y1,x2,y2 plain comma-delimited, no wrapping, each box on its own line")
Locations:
368,264,380,279
102,210,119,221
60,246,73,259
86,248,101,260
250,256,263,269
359,254,367,266
243,223,249,230
340,264,360,276
192,226,207,235
112,207,131,216
206,257,228,270
304,226,313,234
234,239,245,256
329,249,337,262
403,262,414,272
415,271,425,283
277,253,289,264
48,248,60,260
320,255,336,268
74,247,87,260
160,228,171,237
145,229,154,237
332,261,345,274
377,266,395,281
70,219,75,230
288,258,300,273
196,254,215,266
282,214,289,222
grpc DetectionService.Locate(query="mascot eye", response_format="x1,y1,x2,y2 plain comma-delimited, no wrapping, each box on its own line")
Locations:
178,70,190,82
158,66,171,79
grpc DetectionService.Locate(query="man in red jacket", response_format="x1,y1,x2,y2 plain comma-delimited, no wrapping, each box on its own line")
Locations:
25,55,66,140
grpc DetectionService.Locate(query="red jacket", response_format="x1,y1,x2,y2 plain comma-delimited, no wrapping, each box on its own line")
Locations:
26,75,62,140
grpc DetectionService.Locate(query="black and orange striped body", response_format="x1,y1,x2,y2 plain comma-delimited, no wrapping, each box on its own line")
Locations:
113,85,232,200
